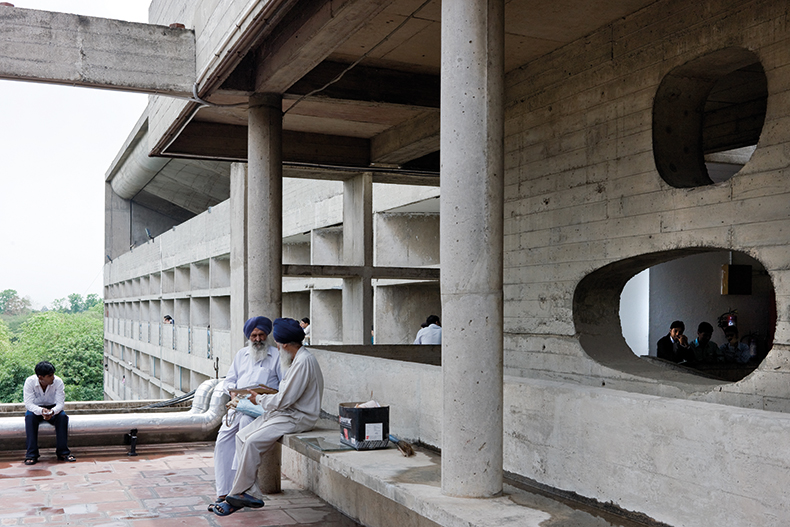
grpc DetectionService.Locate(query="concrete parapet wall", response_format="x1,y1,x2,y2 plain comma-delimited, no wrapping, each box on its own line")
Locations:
503,0,790,410
504,376,790,527
314,351,790,526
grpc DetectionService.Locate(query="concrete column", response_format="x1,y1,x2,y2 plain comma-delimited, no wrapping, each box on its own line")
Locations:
440,0,505,498
247,93,283,319
248,93,283,494
229,163,248,356
342,173,373,344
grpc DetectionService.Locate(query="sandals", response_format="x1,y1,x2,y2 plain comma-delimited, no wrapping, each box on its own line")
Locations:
211,500,239,516
57,454,76,462
225,492,264,509
24,458,37,466
206,496,226,512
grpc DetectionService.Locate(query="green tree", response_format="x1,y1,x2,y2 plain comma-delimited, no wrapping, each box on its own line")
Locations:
52,293,103,314
0,289,32,315
0,311,104,402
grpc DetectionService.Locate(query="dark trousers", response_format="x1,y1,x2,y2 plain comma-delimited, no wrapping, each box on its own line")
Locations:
25,409,70,460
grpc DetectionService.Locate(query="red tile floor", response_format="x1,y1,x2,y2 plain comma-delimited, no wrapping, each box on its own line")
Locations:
0,442,362,526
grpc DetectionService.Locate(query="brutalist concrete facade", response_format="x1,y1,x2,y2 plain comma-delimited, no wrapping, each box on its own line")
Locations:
4,0,790,524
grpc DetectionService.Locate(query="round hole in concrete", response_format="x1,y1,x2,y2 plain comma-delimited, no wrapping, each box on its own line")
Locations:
573,249,775,382
653,48,767,188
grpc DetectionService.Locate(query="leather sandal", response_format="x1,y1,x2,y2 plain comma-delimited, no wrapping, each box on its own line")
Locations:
57,454,76,462
24,458,37,465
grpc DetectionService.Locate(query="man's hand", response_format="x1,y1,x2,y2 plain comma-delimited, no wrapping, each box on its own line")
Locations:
249,392,258,405
41,408,53,421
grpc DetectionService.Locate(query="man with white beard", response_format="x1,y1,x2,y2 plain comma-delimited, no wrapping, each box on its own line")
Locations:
209,316,283,513
212,318,324,516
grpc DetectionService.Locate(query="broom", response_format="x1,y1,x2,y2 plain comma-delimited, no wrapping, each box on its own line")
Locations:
389,434,415,457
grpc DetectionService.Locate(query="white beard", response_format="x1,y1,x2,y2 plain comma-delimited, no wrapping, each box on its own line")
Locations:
249,336,272,363
279,349,294,373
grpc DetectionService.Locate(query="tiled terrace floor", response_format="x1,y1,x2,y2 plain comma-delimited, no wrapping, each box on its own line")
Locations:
0,442,362,527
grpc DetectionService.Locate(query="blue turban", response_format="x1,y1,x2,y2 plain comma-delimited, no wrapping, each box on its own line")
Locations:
243,316,272,339
272,318,305,344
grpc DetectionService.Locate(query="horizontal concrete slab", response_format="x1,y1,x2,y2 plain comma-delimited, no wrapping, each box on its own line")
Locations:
0,6,195,96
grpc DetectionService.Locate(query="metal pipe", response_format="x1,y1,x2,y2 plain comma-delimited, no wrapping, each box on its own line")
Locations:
0,378,228,451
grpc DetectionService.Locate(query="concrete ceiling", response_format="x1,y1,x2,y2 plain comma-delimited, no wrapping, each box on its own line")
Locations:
145,0,660,219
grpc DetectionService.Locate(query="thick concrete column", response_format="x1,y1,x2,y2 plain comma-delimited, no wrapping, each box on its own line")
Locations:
342,173,373,344
440,0,505,498
247,93,283,319
248,93,283,494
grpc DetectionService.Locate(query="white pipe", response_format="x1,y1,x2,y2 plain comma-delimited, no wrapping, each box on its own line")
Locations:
0,378,228,451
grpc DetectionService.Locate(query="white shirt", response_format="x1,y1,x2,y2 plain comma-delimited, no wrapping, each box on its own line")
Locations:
302,324,311,345
223,344,283,393
23,375,66,415
258,347,324,430
414,324,442,344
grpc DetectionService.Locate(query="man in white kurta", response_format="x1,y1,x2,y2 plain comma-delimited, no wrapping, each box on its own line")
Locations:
213,316,282,502
224,318,323,511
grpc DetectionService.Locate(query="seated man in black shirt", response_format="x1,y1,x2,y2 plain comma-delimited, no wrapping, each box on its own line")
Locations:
656,320,692,363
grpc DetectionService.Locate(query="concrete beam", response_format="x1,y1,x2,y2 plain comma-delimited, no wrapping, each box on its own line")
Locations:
166,121,370,166
0,6,195,96
284,265,439,280
286,61,440,108
371,111,440,164
313,345,441,366
254,0,394,93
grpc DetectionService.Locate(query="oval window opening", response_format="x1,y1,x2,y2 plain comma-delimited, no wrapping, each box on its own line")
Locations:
575,250,775,383
653,48,767,188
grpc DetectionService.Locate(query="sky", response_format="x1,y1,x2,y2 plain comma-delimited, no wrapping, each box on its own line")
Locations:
0,1,151,309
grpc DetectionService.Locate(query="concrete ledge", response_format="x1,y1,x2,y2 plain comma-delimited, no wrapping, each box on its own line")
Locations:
280,426,624,527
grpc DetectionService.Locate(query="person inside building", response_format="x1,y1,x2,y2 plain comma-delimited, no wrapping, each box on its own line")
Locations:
299,317,311,345
163,315,173,324
414,315,442,344
689,321,721,363
23,361,75,464
208,316,283,513
720,326,752,364
656,320,692,363
213,318,324,516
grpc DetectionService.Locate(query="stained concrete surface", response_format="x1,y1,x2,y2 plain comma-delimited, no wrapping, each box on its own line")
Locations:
0,438,664,527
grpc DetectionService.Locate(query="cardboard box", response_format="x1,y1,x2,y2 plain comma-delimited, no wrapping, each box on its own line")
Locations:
338,402,389,450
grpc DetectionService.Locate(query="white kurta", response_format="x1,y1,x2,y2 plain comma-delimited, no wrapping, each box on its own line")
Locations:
213,344,282,497
229,346,324,497
414,323,442,344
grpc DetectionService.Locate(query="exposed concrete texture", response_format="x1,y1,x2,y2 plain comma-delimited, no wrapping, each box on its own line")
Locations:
375,213,439,267
0,6,195,96
105,183,131,261
440,0,505,498
247,93,283,319
309,350,790,526
312,227,343,266
229,162,248,355
503,0,790,411
311,290,343,345
342,174,373,344
375,283,441,344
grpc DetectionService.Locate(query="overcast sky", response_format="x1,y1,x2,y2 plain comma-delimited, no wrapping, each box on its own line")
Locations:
0,2,151,309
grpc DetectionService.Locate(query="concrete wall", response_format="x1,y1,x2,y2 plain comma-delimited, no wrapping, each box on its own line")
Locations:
375,213,439,267
375,283,441,344
503,0,790,411
310,350,790,527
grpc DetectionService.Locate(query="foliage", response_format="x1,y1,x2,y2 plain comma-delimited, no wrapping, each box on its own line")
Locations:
0,320,11,355
0,289,32,316
0,311,104,403
51,293,102,314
